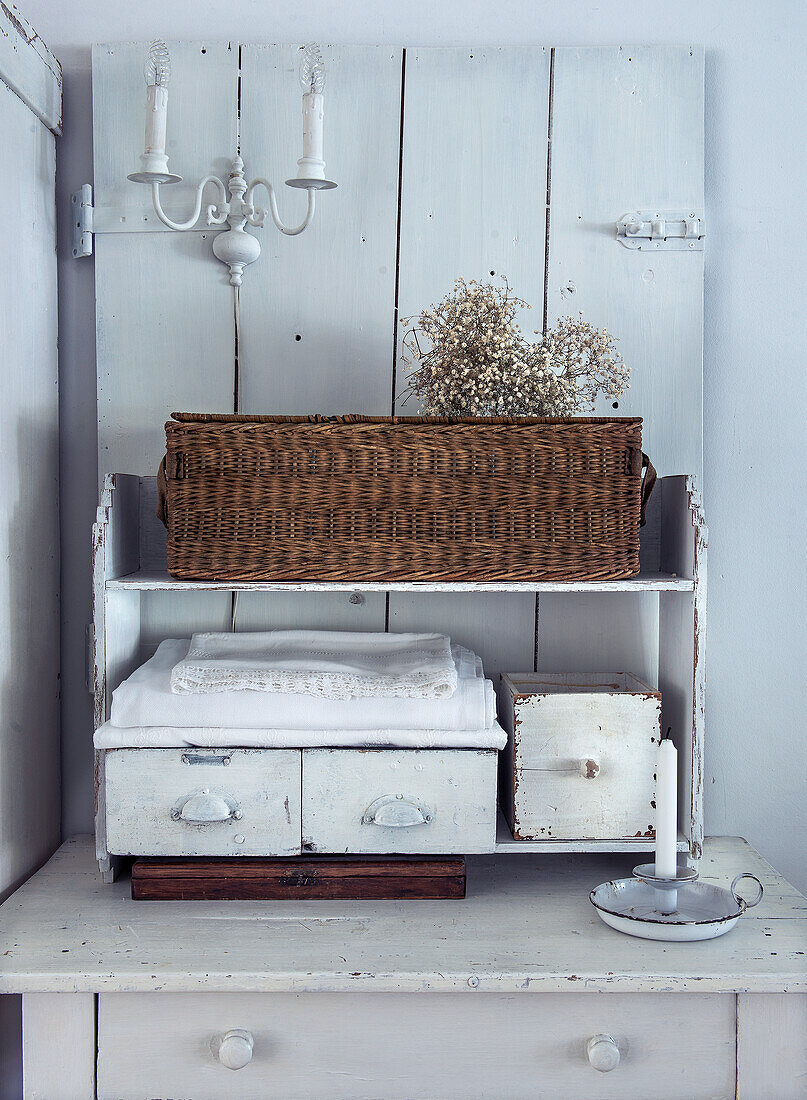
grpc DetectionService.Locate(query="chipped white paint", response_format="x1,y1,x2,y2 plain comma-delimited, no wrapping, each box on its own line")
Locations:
109,570,694,594
0,1,61,133
658,475,707,858
92,474,140,881
499,672,660,842
2,836,806,996
97,990,735,1100
302,749,497,854
104,748,302,857
493,812,688,854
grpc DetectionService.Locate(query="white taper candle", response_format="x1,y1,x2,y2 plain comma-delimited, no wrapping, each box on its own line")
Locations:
655,738,678,879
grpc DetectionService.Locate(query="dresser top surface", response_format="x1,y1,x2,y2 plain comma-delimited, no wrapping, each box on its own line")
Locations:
1,836,805,995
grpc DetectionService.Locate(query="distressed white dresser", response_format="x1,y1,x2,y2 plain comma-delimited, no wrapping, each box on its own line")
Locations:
3,835,806,1099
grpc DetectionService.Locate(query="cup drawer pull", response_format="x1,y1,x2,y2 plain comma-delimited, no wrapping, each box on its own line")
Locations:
170,789,243,824
217,1028,254,1070
362,795,433,828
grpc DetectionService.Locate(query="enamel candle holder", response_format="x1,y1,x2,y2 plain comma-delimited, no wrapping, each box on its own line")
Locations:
590,865,764,942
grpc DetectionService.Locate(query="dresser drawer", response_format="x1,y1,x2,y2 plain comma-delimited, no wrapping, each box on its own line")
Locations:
98,991,736,1099
302,748,497,854
105,748,301,856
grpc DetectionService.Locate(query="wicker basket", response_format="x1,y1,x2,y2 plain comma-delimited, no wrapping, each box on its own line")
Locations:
157,413,656,583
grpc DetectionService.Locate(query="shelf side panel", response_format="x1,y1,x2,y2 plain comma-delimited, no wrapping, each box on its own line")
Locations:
658,476,707,858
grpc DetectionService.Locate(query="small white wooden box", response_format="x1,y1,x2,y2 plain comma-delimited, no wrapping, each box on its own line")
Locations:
499,672,661,842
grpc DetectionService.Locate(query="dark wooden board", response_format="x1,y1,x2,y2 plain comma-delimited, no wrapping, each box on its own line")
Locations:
132,855,466,900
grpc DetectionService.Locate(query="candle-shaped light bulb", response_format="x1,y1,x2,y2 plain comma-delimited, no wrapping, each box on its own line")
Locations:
287,41,335,188
145,39,171,87
143,40,170,159
296,43,326,178
298,43,326,93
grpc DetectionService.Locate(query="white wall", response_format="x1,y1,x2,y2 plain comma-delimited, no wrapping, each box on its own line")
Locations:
25,0,807,891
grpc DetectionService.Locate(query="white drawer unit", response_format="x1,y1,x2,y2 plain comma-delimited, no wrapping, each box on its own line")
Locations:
500,672,661,841
96,990,736,1100
104,748,302,856
302,749,497,854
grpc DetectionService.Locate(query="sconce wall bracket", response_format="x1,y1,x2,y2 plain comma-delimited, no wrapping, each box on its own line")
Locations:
130,154,329,285
74,156,334,285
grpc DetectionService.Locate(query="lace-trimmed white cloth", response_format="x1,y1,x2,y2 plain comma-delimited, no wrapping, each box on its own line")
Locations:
112,639,494,732
170,630,458,700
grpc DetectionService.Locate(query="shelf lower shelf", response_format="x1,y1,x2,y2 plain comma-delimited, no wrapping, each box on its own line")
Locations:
494,813,689,854
106,569,694,593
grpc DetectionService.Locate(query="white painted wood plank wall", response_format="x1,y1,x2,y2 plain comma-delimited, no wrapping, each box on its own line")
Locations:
0,55,60,901
0,9,61,1094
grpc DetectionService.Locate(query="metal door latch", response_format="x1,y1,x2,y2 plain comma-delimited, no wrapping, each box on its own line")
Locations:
616,211,705,250
72,184,94,257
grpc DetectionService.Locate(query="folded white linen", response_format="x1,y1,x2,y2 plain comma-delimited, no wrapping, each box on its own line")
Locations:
170,629,458,700
111,639,496,731
94,719,507,751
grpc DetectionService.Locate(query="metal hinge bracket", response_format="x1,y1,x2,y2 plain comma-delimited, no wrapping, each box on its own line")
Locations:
72,184,94,257
616,210,705,251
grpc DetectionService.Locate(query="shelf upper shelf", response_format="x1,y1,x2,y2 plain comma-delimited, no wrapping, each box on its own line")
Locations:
106,569,694,593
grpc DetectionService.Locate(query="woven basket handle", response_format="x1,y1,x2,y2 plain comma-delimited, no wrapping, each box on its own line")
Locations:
640,452,657,527
156,455,169,528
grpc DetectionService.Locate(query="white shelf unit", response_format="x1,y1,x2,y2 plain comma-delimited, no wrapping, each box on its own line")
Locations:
93,471,705,878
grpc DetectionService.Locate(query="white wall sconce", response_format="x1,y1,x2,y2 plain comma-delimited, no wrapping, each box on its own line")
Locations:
126,41,336,285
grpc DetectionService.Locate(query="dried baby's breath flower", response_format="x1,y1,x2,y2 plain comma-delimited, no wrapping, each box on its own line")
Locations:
399,278,629,417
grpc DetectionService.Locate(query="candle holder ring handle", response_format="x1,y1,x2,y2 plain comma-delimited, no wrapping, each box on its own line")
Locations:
150,176,229,232
731,873,763,910
245,178,316,236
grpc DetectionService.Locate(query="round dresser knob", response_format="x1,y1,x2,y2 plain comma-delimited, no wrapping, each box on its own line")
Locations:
586,1033,620,1072
218,1028,254,1070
